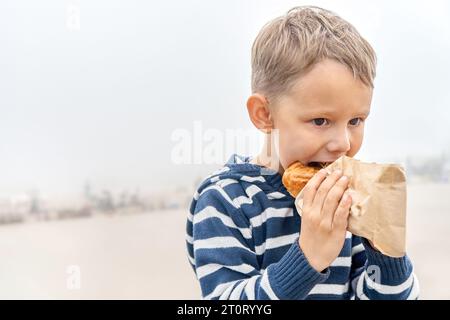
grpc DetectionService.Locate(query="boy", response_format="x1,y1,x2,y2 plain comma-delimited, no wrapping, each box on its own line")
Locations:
186,6,419,300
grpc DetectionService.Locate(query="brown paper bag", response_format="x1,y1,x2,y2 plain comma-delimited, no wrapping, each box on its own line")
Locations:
295,155,407,257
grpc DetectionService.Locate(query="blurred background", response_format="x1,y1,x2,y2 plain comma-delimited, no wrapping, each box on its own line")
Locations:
0,0,449,299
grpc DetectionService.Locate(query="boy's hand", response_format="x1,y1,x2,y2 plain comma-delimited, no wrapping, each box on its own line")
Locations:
298,169,352,272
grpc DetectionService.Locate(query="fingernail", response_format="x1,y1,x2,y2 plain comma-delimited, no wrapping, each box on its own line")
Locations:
340,175,348,182
334,169,342,175
344,193,352,204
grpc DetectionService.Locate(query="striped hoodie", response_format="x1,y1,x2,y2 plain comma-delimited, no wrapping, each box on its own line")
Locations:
186,154,419,300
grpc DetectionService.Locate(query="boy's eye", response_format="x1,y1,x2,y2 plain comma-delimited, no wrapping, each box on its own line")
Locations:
312,118,328,126
349,118,363,126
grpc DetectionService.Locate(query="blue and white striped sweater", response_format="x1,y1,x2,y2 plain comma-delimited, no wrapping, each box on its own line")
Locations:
186,154,419,300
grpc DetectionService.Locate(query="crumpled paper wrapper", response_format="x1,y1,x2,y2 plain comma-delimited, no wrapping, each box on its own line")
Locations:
295,155,407,257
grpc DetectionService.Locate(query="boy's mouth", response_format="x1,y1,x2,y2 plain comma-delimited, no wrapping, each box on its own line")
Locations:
307,161,333,168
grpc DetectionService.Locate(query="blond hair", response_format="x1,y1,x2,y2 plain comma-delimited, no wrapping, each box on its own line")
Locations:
251,6,376,103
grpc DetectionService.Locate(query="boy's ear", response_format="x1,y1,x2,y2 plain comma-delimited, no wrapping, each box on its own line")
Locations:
246,93,274,134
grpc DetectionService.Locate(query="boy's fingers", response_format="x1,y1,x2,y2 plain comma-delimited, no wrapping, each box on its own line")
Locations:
311,170,343,212
332,192,352,230
302,169,328,207
321,177,350,227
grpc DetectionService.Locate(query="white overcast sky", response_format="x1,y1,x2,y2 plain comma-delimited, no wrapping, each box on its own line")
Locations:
1,0,449,198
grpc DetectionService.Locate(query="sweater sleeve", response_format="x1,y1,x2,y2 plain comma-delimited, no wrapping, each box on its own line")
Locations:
349,236,420,300
186,183,329,300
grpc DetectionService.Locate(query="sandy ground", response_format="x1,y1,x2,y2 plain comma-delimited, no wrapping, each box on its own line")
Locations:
0,210,200,299
0,183,449,299
404,183,450,299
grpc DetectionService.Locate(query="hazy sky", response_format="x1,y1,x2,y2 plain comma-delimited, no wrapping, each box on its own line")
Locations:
1,0,450,198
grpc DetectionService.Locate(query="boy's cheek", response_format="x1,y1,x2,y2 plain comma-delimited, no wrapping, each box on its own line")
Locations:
277,130,314,166
279,146,307,169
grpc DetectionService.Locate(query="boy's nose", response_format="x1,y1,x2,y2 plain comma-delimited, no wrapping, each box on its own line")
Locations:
327,129,351,154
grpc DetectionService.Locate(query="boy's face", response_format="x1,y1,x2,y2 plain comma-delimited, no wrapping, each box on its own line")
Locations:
270,59,373,170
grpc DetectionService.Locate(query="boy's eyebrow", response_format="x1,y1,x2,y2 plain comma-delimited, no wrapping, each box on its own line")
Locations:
303,108,371,117
357,109,371,117
351,109,371,117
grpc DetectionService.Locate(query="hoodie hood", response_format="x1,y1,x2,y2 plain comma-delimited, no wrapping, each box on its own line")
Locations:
192,154,292,202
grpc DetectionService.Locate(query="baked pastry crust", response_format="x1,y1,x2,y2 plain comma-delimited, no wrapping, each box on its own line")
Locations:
282,162,324,197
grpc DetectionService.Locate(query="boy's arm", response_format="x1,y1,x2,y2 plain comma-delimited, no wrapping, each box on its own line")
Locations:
350,236,420,300
186,184,329,300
